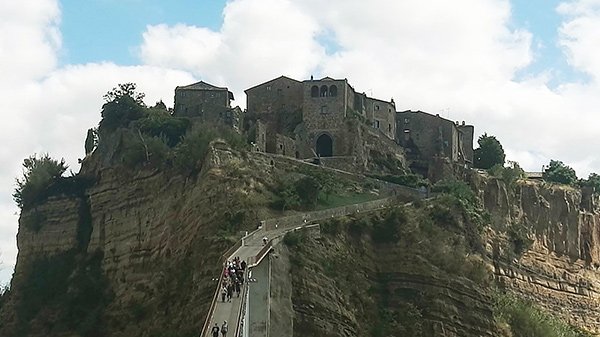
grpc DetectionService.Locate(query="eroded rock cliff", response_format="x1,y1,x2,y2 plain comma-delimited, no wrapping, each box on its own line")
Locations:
476,175,600,333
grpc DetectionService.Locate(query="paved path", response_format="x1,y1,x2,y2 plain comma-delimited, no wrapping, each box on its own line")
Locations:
202,196,404,336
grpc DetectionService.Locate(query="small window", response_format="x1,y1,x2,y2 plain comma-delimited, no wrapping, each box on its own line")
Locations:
375,105,380,111
404,118,409,124
320,85,328,97
329,85,338,97
266,85,272,91
311,86,319,97
375,120,380,128
320,106,328,114
280,144,283,149
388,124,391,132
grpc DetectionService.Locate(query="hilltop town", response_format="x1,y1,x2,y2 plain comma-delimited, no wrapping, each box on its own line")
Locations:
173,75,474,179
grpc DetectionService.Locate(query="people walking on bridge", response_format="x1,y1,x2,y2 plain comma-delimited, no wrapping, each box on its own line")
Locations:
227,283,233,302
221,321,228,337
221,285,227,302
235,280,241,297
211,323,220,337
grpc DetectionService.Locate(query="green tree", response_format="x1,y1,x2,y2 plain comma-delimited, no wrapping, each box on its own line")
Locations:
581,173,600,192
103,82,145,104
473,133,505,169
543,160,577,185
99,83,147,131
295,176,322,208
13,154,68,209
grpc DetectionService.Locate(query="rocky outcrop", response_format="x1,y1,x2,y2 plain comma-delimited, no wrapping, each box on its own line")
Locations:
475,174,600,334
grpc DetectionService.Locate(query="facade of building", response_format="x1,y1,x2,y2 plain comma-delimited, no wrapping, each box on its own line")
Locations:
173,81,241,130
395,110,474,166
245,76,397,160
172,76,474,175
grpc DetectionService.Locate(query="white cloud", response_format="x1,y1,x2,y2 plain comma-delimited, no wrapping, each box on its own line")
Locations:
0,1,196,285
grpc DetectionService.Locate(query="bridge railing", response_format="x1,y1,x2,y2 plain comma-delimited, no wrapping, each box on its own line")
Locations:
199,236,245,337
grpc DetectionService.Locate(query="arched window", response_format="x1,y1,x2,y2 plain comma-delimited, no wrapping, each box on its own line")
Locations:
320,85,328,97
329,85,337,97
311,85,319,97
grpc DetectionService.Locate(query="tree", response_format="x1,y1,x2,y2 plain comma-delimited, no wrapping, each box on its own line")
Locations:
100,83,147,131
103,82,145,105
543,160,577,185
474,133,505,169
13,154,68,209
582,173,600,191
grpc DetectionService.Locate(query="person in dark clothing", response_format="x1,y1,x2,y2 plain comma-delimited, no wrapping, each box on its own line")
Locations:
241,260,247,270
235,281,241,297
211,323,220,337
221,285,227,302
227,284,233,302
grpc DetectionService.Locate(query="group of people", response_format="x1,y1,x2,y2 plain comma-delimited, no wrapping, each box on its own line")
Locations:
220,256,246,303
211,321,228,337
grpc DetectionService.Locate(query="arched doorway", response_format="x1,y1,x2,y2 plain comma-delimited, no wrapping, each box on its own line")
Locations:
316,134,333,157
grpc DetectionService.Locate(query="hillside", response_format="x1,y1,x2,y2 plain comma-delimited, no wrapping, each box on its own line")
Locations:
1,91,599,337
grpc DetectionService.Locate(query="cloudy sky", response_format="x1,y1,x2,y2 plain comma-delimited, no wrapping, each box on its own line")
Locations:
1,0,600,284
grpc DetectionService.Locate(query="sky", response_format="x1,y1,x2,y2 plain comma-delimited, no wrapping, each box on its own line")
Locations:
1,0,600,284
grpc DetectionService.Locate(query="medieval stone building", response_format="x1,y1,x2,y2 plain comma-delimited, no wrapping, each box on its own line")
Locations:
396,110,474,176
173,81,242,130
173,76,474,176
245,76,398,161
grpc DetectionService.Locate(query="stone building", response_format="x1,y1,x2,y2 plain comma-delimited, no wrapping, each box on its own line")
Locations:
396,110,474,175
245,75,397,161
173,81,241,130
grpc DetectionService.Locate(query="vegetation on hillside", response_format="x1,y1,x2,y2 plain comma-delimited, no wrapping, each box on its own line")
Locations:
543,160,578,185
13,154,68,210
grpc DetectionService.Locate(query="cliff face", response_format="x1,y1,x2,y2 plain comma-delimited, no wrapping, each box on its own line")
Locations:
476,175,600,333
0,144,278,337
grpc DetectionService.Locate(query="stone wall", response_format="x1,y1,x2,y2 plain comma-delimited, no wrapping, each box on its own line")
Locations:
246,76,303,115
174,88,230,117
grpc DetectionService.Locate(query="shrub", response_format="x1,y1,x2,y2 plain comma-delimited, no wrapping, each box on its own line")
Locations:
543,160,577,185
136,108,190,147
13,154,68,209
283,230,304,247
488,162,525,187
121,132,171,168
369,173,428,188
295,176,322,207
494,292,592,337
508,222,533,256
372,208,406,244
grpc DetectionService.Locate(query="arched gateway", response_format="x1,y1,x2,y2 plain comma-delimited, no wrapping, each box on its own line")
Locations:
316,134,333,157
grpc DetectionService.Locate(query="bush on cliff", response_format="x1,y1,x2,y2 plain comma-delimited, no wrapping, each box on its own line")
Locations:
543,160,578,185
13,154,68,209
494,292,592,337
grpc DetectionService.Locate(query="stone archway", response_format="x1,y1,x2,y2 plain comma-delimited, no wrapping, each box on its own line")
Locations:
316,134,333,157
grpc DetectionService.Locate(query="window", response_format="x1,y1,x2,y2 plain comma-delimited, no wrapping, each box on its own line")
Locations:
375,120,380,128
320,106,328,114
311,85,319,97
320,85,328,97
266,85,272,91
388,124,392,132
329,85,338,97
404,118,409,124
375,105,380,111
